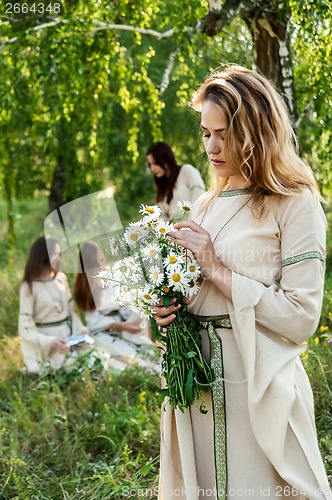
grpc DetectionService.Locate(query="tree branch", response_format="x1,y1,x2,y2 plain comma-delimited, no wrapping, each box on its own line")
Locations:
159,50,178,95
89,20,175,40
0,17,175,52
0,17,67,51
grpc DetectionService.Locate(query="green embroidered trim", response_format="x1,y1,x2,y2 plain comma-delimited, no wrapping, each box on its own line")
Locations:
189,313,230,497
191,313,232,330
206,322,227,500
281,251,325,268
218,188,253,197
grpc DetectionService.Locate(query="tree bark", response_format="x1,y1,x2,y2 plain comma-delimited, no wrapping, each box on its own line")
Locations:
200,0,297,121
49,152,65,212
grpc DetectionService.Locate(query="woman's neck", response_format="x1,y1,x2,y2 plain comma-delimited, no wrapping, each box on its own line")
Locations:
223,177,252,191
39,269,56,281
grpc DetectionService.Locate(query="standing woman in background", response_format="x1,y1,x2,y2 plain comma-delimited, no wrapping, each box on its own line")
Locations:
147,141,205,221
19,236,88,374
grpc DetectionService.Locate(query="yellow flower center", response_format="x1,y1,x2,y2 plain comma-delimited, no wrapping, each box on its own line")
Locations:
159,227,166,233
163,286,170,293
146,207,154,214
172,273,181,282
144,294,152,301
189,265,196,272
149,249,157,256
130,233,138,241
169,256,177,264
153,271,159,280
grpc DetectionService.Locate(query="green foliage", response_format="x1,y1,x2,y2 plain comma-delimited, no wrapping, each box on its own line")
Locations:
0,192,331,498
290,0,332,197
0,0,254,235
0,362,160,499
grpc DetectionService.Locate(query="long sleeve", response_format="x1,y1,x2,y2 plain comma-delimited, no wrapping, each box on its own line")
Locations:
230,189,326,344
84,309,120,335
226,190,331,499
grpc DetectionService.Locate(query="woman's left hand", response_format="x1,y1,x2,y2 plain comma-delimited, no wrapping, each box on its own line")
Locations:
170,221,219,280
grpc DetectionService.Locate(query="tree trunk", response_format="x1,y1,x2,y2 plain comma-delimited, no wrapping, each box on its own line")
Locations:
49,152,65,212
242,6,297,120
200,0,297,121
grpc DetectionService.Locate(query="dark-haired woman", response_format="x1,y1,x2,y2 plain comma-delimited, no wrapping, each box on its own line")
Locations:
18,236,88,373
147,141,205,221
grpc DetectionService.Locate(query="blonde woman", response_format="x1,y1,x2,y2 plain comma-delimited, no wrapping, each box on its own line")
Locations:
154,66,331,499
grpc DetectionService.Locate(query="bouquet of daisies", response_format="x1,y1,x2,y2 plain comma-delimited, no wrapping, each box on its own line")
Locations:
98,202,214,413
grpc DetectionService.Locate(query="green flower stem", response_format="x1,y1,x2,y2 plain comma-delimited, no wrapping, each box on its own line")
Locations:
161,306,214,413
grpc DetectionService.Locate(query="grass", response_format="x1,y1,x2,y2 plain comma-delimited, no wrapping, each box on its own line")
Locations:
0,194,331,498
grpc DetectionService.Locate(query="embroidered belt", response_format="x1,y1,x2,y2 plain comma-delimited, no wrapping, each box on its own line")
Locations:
189,313,229,499
36,316,72,328
190,313,232,330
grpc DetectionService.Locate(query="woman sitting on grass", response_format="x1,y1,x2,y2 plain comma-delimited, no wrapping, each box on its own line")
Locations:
18,236,88,374
74,241,160,373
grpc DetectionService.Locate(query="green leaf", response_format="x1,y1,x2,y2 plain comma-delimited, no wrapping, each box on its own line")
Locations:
184,369,194,403
185,351,197,358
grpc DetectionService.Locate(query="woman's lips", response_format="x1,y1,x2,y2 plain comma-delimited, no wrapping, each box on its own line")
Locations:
211,159,226,167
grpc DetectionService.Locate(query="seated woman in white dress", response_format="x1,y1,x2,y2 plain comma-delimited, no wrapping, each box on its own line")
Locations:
18,236,88,374
74,241,160,372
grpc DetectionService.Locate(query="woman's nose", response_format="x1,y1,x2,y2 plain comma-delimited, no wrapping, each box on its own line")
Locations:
206,136,222,155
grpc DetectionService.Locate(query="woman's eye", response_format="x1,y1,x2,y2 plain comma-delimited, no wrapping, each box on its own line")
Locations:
203,133,211,138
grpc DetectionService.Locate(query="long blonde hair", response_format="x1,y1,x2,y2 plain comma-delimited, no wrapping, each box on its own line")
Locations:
192,65,321,215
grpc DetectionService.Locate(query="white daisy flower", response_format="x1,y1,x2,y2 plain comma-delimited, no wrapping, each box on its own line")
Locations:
140,288,159,306
155,220,172,238
184,281,200,299
185,260,200,279
96,270,112,288
123,256,140,272
167,269,190,292
142,243,161,260
139,204,161,220
112,260,129,277
149,266,164,286
96,269,111,280
176,200,194,212
124,225,145,246
108,237,119,256
163,253,184,272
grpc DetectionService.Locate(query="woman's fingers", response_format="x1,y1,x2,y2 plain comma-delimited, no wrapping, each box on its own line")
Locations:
173,221,203,232
154,313,177,327
153,299,181,327
154,302,181,317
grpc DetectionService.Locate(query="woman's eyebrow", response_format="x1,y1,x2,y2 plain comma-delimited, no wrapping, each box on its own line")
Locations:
200,124,226,132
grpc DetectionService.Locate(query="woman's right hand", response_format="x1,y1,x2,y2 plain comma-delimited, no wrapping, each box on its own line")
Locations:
50,338,70,353
153,299,182,329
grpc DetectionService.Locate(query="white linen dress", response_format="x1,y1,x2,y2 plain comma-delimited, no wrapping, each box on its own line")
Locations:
158,188,332,500
84,288,160,373
19,272,88,373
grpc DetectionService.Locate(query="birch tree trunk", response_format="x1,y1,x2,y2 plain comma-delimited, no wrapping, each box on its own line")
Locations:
200,0,297,121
